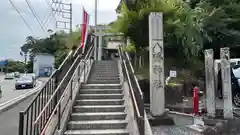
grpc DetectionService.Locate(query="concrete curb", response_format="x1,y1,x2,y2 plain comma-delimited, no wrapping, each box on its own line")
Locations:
0,80,43,114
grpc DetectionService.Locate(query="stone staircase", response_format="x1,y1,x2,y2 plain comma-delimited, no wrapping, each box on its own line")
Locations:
64,60,129,135
87,60,120,84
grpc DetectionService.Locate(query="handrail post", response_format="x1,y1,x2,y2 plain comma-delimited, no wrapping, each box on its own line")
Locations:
54,71,59,113
140,94,144,117
140,94,145,135
57,90,61,130
70,80,73,100
18,111,24,135
83,61,86,82
139,116,145,135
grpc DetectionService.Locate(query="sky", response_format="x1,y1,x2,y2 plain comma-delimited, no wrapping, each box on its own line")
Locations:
0,0,120,60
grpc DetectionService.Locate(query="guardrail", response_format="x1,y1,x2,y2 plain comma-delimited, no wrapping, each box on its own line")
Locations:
18,34,95,135
35,44,94,135
118,47,145,135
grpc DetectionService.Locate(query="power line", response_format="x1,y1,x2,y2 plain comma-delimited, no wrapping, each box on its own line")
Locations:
23,0,48,34
44,12,55,27
43,0,56,26
8,0,36,36
44,9,58,28
44,0,52,9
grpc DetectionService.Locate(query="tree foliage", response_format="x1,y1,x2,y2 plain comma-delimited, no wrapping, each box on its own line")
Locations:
20,30,82,72
112,0,240,62
113,0,214,61
7,60,25,73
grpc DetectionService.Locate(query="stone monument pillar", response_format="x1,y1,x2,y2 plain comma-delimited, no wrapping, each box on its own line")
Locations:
204,49,216,117
220,47,233,118
149,12,165,116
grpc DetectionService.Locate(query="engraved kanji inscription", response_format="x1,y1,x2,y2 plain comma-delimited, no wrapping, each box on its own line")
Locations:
153,64,163,74
152,41,163,63
153,80,163,88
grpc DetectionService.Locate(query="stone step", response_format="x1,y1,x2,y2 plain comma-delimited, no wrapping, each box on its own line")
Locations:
73,105,125,113
91,67,117,69
67,120,128,130
77,94,124,99
91,74,119,77
79,89,123,94
89,78,120,80
89,78,119,80
88,76,119,79
90,72,119,74
71,112,126,120
92,66,118,68
87,81,121,84
93,63,118,66
92,68,118,70
64,129,129,135
75,99,124,106
81,84,122,89
93,70,118,73
90,75,119,77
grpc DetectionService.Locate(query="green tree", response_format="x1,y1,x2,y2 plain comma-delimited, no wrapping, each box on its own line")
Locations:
189,0,240,52
112,0,213,62
7,61,26,73
20,30,82,72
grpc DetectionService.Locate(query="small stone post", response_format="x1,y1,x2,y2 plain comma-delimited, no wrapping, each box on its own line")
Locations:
220,47,233,118
98,30,103,60
149,12,165,116
205,49,216,117
94,36,98,60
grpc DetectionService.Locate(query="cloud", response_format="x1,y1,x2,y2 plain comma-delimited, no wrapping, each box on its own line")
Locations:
0,0,120,60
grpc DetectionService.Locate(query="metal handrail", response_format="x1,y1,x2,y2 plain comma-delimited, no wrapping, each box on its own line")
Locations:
18,34,95,135
118,47,145,135
122,60,142,117
125,52,143,96
21,50,74,113
34,45,94,124
58,51,73,70
34,55,80,124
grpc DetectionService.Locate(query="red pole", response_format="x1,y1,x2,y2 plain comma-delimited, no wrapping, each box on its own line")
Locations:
193,86,200,115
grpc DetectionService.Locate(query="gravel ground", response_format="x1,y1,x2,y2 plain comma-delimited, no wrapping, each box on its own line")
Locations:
152,126,192,135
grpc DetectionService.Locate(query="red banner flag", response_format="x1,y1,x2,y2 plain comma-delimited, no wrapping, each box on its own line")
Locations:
81,8,89,53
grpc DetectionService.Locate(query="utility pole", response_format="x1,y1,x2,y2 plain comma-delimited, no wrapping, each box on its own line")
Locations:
52,0,72,33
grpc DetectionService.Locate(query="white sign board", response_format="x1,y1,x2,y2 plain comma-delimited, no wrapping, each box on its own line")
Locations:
169,70,177,77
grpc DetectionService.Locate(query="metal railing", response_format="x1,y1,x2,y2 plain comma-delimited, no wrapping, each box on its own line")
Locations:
18,35,95,135
118,47,145,135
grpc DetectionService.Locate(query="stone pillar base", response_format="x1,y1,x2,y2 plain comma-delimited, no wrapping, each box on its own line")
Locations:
148,112,175,126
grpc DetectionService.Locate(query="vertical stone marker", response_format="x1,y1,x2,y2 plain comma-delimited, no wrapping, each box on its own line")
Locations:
205,49,216,117
220,47,233,118
97,30,103,60
149,12,165,116
94,36,98,60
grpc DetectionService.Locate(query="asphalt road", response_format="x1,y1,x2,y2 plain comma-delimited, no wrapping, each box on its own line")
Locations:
0,79,41,104
0,75,48,135
0,95,34,135
0,74,45,104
